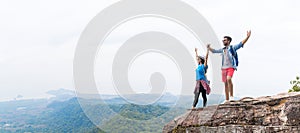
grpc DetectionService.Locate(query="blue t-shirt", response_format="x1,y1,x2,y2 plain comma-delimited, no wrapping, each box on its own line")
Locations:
196,64,208,81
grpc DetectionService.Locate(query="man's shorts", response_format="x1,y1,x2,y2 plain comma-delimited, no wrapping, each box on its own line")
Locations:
222,68,235,82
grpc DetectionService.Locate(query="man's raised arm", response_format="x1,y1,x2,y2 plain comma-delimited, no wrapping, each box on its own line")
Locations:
242,30,251,45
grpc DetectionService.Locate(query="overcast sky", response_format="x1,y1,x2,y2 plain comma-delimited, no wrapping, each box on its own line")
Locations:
0,0,300,101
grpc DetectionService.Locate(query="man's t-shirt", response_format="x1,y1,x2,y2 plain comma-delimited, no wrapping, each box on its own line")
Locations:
222,47,233,69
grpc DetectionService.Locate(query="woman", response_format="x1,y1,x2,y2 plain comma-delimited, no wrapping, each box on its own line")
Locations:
192,47,211,109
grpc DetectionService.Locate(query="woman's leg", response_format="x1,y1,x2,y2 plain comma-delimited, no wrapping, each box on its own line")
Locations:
200,83,207,107
193,81,201,108
193,91,200,108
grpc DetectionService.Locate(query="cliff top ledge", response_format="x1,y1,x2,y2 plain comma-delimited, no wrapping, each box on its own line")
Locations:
163,92,300,133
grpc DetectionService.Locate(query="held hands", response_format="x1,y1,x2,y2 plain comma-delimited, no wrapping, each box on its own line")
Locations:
206,44,211,51
195,45,210,54
206,44,211,49
206,44,210,55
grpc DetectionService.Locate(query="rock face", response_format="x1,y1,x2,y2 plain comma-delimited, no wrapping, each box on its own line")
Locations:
163,92,300,133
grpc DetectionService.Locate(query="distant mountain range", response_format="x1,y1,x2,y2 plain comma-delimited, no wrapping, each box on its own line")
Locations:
0,88,230,132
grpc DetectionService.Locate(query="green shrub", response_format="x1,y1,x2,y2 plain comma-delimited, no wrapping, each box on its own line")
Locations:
289,76,300,92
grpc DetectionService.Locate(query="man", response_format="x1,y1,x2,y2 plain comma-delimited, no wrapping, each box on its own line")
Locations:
207,31,251,102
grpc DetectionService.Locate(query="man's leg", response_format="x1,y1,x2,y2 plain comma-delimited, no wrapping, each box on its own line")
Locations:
227,76,233,97
224,81,229,100
222,69,229,101
227,68,235,99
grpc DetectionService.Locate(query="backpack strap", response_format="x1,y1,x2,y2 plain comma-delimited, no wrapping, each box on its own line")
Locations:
229,45,235,55
229,45,239,69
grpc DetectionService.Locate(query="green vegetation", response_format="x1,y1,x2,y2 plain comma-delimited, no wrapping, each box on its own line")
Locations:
110,104,169,120
289,76,300,92
82,103,185,132
102,104,184,133
42,98,105,133
0,98,186,133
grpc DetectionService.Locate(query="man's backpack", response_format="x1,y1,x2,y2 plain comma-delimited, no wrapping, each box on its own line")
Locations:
229,45,239,67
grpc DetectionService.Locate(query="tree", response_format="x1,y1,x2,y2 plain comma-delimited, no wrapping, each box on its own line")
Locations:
289,76,300,92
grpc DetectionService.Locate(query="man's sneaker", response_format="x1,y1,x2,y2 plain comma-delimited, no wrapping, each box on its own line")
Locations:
221,100,229,104
230,96,239,101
